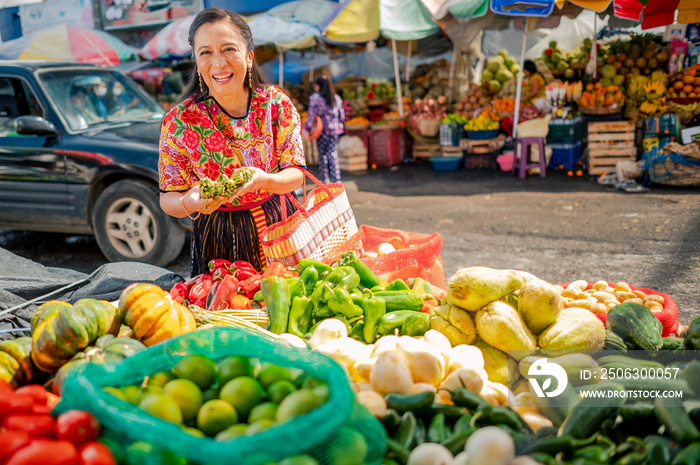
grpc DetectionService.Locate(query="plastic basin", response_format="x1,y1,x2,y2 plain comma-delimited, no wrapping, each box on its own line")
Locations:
430,156,462,171
468,129,499,140
497,152,514,171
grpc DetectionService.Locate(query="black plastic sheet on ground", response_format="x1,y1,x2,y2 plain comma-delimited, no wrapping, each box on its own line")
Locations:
0,248,184,341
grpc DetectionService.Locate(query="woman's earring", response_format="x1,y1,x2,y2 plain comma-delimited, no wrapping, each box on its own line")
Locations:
248,67,253,89
198,73,205,94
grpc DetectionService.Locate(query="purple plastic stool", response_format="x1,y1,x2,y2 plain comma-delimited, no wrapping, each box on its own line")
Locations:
513,137,546,179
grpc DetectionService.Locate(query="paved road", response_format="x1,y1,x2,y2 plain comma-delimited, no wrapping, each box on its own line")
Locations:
2,163,698,323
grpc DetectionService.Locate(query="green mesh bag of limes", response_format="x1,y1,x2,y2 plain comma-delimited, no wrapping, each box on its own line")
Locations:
55,327,386,465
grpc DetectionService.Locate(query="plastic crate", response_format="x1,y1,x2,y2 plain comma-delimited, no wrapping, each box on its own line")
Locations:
547,116,584,144
439,123,466,147
369,128,403,166
548,141,583,170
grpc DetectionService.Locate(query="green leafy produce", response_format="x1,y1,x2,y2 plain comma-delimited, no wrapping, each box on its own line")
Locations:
199,167,254,199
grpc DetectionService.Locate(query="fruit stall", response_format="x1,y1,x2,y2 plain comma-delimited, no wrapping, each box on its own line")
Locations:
1,219,700,465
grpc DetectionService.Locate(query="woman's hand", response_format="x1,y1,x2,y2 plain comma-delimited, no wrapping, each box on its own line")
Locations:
227,167,269,202
183,185,230,215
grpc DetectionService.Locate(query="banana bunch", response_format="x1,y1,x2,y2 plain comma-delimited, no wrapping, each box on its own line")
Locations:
639,101,668,116
626,75,648,102
650,70,668,86
643,81,666,101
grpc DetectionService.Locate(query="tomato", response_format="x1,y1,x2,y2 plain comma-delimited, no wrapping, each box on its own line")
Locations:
14,386,48,406
0,394,33,421
31,404,53,415
5,439,78,465
0,431,31,462
77,442,117,465
55,411,100,447
1,414,55,438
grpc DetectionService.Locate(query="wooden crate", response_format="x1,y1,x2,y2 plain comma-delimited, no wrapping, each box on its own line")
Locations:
587,121,637,175
339,153,368,171
412,143,441,159
442,146,463,156
460,135,506,154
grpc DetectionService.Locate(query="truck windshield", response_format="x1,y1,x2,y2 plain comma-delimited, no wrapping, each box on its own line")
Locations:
39,69,164,131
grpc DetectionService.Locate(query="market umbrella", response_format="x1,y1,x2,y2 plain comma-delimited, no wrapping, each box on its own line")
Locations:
320,0,381,43
266,0,338,27
637,0,698,29
0,24,139,65
139,14,195,61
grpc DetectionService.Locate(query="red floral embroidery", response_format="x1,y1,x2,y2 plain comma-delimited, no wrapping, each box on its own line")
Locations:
202,160,221,180
238,192,258,204
180,109,201,125
204,131,226,152
223,164,236,178
182,129,200,149
271,104,279,121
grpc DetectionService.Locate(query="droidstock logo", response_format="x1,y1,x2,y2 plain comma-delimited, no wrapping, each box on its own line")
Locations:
528,358,568,398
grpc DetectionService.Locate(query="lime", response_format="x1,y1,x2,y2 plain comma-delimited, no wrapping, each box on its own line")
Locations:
246,418,276,435
268,380,297,404
103,386,128,402
257,363,294,390
279,455,320,465
215,423,249,442
219,376,265,420
203,386,220,403
276,389,322,423
138,392,183,424
218,355,254,386
125,441,168,465
182,426,206,437
99,438,126,465
325,428,368,465
148,370,176,387
163,379,204,422
248,402,278,424
298,376,324,390
197,399,239,437
312,384,329,404
173,354,217,390
121,385,144,406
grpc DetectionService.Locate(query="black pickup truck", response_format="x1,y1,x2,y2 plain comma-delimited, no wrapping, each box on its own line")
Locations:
0,60,188,267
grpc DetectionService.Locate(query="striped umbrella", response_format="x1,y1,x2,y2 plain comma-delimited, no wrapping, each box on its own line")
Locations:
139,14,196,61
0,24,138,65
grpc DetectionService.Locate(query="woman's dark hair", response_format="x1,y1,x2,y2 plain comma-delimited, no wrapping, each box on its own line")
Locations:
314,75,337,108
523,60,538,75
178,8,270,105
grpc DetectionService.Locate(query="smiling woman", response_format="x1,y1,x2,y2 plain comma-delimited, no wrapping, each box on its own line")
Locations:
157,8,306,276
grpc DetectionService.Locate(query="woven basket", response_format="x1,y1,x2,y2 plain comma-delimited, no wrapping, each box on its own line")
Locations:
416,118,441,137
579,106,621,115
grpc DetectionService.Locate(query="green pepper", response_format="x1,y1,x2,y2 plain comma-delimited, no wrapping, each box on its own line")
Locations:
672,443,700,465
411,277,433,297
253,289,264,301
382,409,402,436
288,278,305,302
385,391,435,416
373,291,424,311
414,417,426,446
313,304,334,319
450,387,489,411
620,403,655,421
328,287,363,318
348,321,365,341
260,276,291,334
349,289,365,306
453,414,473,434
429,404,466,424
299,265,319,296
310,282,333,307
386,278,410,291
615,452,647,465
646,443,667,465
643,436,674,465
287,296,313,338
299,258,330,275
521,435,576,457
377,310,418,335
427,413,447,443
439,428,476,455
338,251,381,288
395,411,417,450
468,405,526,432
370,284,386,292
361,291,386,344
400,312,430,336
385,438,409,465
324,266,361,290
573,445,610,463
527,452,556,465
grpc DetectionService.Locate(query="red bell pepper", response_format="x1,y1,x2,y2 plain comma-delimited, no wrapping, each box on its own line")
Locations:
5,439,78,465
212,267,233,281
262,262,287,279
232,261,259,281
2,414,55,438
208,259,234,273
239,274,263,299
55,410,100,447
188,274,213,308
169,282,189,305
206,274,239,311
228,293,251,310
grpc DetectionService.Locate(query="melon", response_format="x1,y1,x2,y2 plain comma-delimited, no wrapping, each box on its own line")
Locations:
504,57,515,69
495,69,514,83
612,75,625,87
602,64,617,79
510,64,520,75
489,80,502,93
486,56,504,73
481,69,494,82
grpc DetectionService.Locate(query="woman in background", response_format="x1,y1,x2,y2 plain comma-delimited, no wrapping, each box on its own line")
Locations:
304,75,345,184
521,60,547,110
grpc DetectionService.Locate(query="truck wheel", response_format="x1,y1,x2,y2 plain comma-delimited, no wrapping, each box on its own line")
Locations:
93,179,185,267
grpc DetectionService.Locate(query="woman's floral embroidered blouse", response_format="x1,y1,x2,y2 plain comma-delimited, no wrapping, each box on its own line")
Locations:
158,85,306,206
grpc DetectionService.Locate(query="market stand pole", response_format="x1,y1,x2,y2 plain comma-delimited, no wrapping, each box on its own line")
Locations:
405,40,412,98
448,44,457,105
392,38,405,118
279,51,284,87
512,17,533,140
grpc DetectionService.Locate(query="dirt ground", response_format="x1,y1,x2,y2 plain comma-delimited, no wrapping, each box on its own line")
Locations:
1,162,698,324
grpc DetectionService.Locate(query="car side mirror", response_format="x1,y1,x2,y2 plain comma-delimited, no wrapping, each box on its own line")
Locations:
14,115,58,136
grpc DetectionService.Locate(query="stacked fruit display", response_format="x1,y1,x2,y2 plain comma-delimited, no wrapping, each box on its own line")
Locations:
578,82,625,111
541,39,591,80
602,34,668,79
481,49,520,95
454,82,490,119
667,65,700,100
464,111,500,131
625,71,670,120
